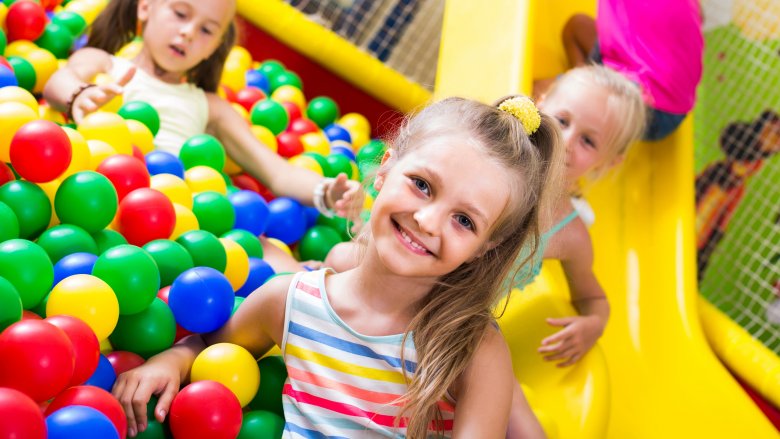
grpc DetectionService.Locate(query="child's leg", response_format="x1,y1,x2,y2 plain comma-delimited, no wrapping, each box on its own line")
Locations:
259,236,306,273
506,380,546,439
562,14,597,68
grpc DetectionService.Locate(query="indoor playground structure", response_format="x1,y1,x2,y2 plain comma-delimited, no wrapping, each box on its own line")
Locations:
0,0,778,438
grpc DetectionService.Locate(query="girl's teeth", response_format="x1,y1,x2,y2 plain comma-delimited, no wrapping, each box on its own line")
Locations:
400,229,425,251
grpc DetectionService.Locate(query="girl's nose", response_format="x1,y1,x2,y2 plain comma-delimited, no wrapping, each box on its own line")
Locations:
413,205,444,237
179,22,196,39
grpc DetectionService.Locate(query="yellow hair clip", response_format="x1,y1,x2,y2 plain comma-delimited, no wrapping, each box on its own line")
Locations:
498,96,541,135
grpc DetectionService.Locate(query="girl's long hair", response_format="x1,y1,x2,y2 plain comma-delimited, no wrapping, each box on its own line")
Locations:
87,0,236,92
385,97,563,438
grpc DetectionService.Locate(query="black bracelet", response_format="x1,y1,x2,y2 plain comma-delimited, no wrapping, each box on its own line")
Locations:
66,83,97,121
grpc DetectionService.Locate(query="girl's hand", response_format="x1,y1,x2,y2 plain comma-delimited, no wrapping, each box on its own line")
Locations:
327,173,365,220
71,66,136,124
537,314,605,367
111,359,180,438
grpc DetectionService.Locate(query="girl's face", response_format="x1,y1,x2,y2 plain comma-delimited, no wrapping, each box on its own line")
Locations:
369,136,513,280
540,80,621,185
137,0,234,78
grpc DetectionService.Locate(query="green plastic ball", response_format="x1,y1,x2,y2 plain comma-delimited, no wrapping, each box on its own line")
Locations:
118,101,161,136
143,239,194,287
250,99,289,135
0,201,20,243
298,225,343,262
51,10,88,37
93,229,128,253
356,139,386,167
109,297,176,359
302,152,332,177
6,56,36,93
192,191,235,236
221,229,263,259
36,224,98,263
179,134,226,171
232,296,244,316
0,180,51,240
315,214,352,241
135,421,168,439
55,171,118,234
0,239,53,309
259,60,285,78
269,69,302,92
247,355,287,417
34,22,74,59
0,29,6,56
325,153,354,179
175,230,226,271
0,276,22,332
92,244,160,315
306,97,340,129
238,410,285,439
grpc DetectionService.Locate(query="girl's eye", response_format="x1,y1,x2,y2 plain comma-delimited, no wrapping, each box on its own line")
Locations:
455,214,474,231
201,26,214,35
174,10,186,19
411,177,430,195
555,116,569,127
582,136,595,148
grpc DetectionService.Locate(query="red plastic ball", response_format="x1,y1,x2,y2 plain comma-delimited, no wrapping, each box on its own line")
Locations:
276,131,304,158
97,154,151,201
281,101,303,122
45,385,128,439
0,388,46,439
231,173,261,193
116,188,176,246
169,381,242,439
220,84,238,103
5,1,47,42
0,162,14,186
9,120,72,183
0,319,74,402
132,145,146,164
106,350,145,376
235,86,266,113
45,315,100,387
288,117,319,136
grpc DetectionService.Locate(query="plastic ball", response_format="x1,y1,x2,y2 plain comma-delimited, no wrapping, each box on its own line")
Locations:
169,380,242,439
226,46,252,71
45,314,100,387
118,100,160,136
84,353,117,392
235,257,275,298
6,56,36,92
55,171,118,233
306,96,340,128
47,274,119,341
105,350,145,376
0,387,46,439
357,139,387,167
143,239,194,287
338,112,371,137
170,203,199,240
331,141,356,161
60,126,91,177
300,132,331,156
248,355,288,416
220,60,246,92
5,40,38,59
276,131,304,158
86,139,118,170
280,101,302,123
235,86,266,113
180,134,226,171
288,117,319,136
245,68,269,93
109,297,176,359
0,101,38,163
184,165,227,194
155,286,193,343
125,119,155,155
191,343,259,407
0,181,51,240
269,69,302,92
96,154,150,201
78,111,132,155
0,162,15,187
0,319,74,402
92,229,128,253
176,230,227,271
220,238,249,291
52,10,88,37
149,173,191,209
53,252,98,286
298,225,343,262
288,154,323,176
192,191,235,236
0,200,20,242
270,84,305,110
116,188,176,246
168,267,234,333
0,239,53,309
0,85,38,113
34,22,74,59
92,73,123,113
0,276,22,332
239,410,285,439
27,48,58,94
36,224,98,264
323,123,352,144
259,60,285,78
5,0,47,42
0,64,18,88
92,244,160,315
221,229,264,259
326,153,354,179
145,150,185,178
250,124,278,152
250,99,289,135
228,189,269,236
264,197,307,244
45,404,120,439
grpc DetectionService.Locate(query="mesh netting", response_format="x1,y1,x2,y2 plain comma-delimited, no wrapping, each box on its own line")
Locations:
695,0,780,353
286,0,444,90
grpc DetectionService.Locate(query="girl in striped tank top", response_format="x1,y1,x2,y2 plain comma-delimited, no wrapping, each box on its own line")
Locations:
113,96,563,438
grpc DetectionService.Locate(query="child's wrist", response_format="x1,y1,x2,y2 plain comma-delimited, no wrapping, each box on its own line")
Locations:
66,83,97,121
313,178,336,218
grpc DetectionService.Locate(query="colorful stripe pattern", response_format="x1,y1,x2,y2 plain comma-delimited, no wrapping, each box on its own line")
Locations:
281,269,455,438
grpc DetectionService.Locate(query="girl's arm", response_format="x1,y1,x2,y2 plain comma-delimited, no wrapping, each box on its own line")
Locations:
205,93,363,219
452,326,515,438
112,273,292,437
539,220,610,367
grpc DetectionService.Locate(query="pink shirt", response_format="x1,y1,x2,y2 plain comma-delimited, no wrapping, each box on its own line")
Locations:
597,0,703,114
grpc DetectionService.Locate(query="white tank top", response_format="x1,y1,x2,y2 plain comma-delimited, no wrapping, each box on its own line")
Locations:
109,56,209,156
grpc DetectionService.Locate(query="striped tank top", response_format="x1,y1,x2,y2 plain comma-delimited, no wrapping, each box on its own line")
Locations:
281,269,455,438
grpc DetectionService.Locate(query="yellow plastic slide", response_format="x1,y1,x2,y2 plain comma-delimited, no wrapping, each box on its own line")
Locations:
436,0,778,437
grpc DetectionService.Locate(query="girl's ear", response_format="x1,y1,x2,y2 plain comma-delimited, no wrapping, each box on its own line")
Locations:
373,149,395,192
137,0,151,21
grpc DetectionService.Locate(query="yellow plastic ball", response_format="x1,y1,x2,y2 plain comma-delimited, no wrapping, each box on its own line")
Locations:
223,154,243,176
363,192,374,211
184,165,227,195
271,85,306,111
116,40,143,59
231,102,249,120
338,112,370,137
170,203,199,240
151,174,193,209
0,4,7,27
300,132,331,156
86,139,117,170
38,178,62,228
125,119,155,155
250,125,277,153
191,343,260,407
47,274,120,341
289,154,323,176
0,86,38,114
39,103,66,124
26,48,59,94
220,60,246,93
93,73,123,113
4,40,38,58
349,129,370,150
266,237,292,256
64,0,101,24
220,238,249,292
99,338,113,355
226,46,253,71
78,111,132,155
0,101,38,162
61,127,91,177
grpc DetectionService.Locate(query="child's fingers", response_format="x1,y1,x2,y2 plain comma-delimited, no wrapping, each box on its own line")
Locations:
537,339,565,354
540,327,572,346
546,316,576,327
543,346,576,362
154,380,178,423
116,377,141,437
116,65,137,87
556,354,582,368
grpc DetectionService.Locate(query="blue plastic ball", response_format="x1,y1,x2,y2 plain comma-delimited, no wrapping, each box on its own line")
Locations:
145,151,185,179
303,206,319,229
46,405,120,439
323,124,352,144
53,252,98,286
330,142,356,161
246,69,270,93
236,258,275,298
0,65,18,88
168,267,234,333
228,190,270,236
264,197,307,245
83,354,116,392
